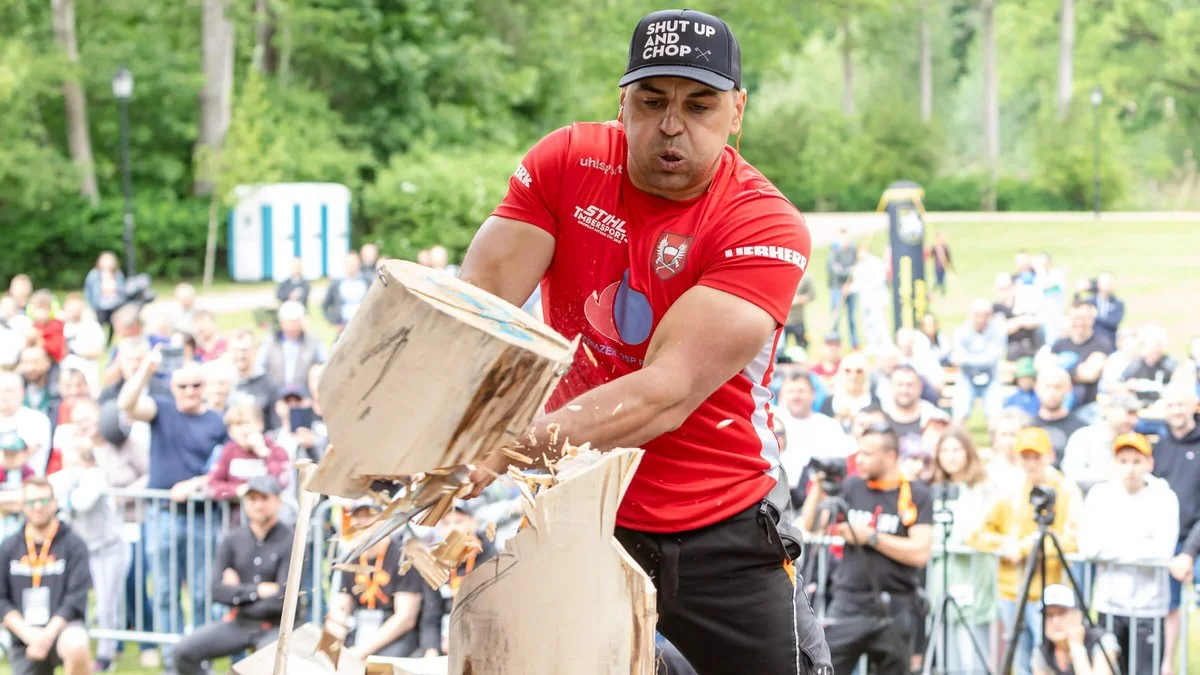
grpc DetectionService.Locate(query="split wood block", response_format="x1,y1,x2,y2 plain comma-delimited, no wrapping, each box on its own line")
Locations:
447,448,657,675
364,655,448,675
231,623,364,675
310,260,576,497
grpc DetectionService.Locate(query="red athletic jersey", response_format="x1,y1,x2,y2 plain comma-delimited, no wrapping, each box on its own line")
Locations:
492,121,811,532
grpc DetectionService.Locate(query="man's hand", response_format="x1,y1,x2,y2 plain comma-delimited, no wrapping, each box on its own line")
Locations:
257,582,280,598
294,427,316,450
347,645,368,662
146,344,163,373
1065,611,1086,649
835,522,875,545
1000,538,1023,564
464,450,514,499
24,628,53,661
169,478,198,503
247,432,269,458
1168,553,1194,582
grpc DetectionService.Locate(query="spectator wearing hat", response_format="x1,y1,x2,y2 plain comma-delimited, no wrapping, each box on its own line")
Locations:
1003,357,1041,418
1080,432,1177,675
1151,382,1200,674
949,298,1007,423
325,498,426,661
172,476,296,675
0,371,52,477
969,427,1083,675
0,476,93,675
255,301,327,393
1061,394,1140,496
1031,366,1086,467
0,431,35,514
1031,584,1120,675
206,401,290,503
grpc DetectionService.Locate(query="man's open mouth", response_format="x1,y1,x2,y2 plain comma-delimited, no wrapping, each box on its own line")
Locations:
657,151,685,170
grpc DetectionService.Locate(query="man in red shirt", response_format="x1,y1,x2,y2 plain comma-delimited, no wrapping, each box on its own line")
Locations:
460,9,830,675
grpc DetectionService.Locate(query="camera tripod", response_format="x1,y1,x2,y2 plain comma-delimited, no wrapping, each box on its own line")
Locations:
1000,512,1118,675
920,503,992,675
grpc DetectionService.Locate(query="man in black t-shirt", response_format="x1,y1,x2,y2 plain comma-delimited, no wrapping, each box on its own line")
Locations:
1041,301,1114,409
799,423,933,675
325,499,425,661
993,272,1044,361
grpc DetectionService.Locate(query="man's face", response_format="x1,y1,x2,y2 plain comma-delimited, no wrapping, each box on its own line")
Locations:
1163,388,1198,435
891,370,921,409
60,371,89,401
971,305,991,332
230,338,255,376
1114,449,1151,493
1102,405,1137,435
62,298,83,323
1097,273,1114,295
71,404,99,439
825,340,842,362
229,418,263,449
361,244,379,264
22,485,56,528
193,316,214,341
781,378,814,417
1068,305,1095,341
1036,372,1070,412
0,377,22,415
994,277,1014,304
855,434,893,480
172,368,206,412
17,348,49,383
345,253,361,277
10,278,31,302
440,509,477,538
175,285,195,309
1019,450,1048,483
204,376,231,411
1143,339,1165,365
243,491,280,526
993,420,1021,455
620,77,744,200
280,317,303,340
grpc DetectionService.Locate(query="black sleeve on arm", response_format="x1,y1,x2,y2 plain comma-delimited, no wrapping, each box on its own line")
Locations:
0,537,19,619
913,482,935,527
55,536,92,623
209,535,257,607
1183,521,1200,559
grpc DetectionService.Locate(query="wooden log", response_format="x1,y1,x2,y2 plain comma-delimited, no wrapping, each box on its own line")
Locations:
273,461,320,675
310,260,575,497
232,623,364,675
447,448,657,675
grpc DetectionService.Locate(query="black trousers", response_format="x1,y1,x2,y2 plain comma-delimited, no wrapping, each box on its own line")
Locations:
1099,612,1158,675
615,500,831,675
174,616,279,675
823,592,917,675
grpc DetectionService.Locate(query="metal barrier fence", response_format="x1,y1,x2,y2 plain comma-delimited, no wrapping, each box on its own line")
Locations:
0,487,339,649
801,536,1196,675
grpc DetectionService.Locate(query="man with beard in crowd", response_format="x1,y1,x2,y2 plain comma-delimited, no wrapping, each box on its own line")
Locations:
1032,366,1086,467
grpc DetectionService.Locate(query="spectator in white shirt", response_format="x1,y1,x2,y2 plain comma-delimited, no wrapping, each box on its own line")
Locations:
850,244,890,350
1079,432,1178,675
0,370,52,475
775,372,853,497
1061,394,1140,496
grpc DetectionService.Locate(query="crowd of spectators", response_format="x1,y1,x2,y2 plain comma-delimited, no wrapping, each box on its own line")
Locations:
0,243,505,674
780,229,1200,675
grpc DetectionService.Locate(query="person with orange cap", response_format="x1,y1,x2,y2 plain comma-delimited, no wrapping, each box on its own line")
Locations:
968,427,1084,675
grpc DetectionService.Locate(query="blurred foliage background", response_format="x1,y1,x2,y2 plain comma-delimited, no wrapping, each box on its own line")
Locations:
2,0,1198,285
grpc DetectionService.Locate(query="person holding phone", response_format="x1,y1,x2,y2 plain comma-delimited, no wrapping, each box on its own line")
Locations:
206,402,290,503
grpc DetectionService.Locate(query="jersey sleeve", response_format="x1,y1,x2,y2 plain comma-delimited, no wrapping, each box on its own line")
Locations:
696,196,812,326
913,483,934,527
490,125,572,237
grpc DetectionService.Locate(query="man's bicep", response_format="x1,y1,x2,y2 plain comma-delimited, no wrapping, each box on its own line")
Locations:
907,524,934,548
459,216,555,308
645,286,777,411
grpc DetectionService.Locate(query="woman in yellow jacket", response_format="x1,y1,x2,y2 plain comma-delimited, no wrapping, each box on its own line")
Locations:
968,427,1083,675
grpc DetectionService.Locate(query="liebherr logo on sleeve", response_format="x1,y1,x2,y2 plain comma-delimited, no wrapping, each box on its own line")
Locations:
723,245,808,271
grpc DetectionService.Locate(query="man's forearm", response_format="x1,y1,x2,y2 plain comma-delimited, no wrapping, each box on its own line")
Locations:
42,615,67,640
514,363,692,462
117,360,154,413
3,610,31,643
875,533,931,568
361,612,416,656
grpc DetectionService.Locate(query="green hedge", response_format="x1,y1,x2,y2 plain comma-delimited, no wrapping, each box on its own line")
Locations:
0,191,217,289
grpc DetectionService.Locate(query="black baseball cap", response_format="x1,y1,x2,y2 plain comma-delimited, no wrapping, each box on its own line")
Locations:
619,9,741,92
239,475,282,498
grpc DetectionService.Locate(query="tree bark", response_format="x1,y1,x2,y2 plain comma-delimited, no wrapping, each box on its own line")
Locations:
194,0,236,197
253,0,278,75
203,191,221,289
919,0,933,122
50,0,99,205
982,0,999,210
1057,0,1075,119
841,9,855,117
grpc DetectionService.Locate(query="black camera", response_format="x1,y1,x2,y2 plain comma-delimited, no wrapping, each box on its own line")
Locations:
1029,485,1057,526
810,457,847,497
121,274,157,308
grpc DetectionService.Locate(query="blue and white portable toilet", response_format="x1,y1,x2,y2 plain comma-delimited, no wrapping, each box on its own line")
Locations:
228,182,352,282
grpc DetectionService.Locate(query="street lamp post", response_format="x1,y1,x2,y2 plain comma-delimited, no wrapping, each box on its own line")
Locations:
1090,86,1103,219
112,67,135,277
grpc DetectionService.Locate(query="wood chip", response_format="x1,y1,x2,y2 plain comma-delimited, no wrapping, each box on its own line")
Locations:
485,522,497,541
566,404,582,411
426,467,457,476
612,403,623,415
332,562,376,575
581,341,598,366
316,625,344,667
525,426,538,447
403,537,450,590
419,490,458,527
542,453,556,478
398,555,413,576
716,418,734,429
501,446,535,464
547,422,561,447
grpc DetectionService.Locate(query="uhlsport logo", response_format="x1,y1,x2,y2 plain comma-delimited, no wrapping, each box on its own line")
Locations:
574,204,628,244
579,157,623,177
653,232,694,280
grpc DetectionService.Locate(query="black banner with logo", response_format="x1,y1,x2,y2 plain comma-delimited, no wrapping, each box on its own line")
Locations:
878,181,928,333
